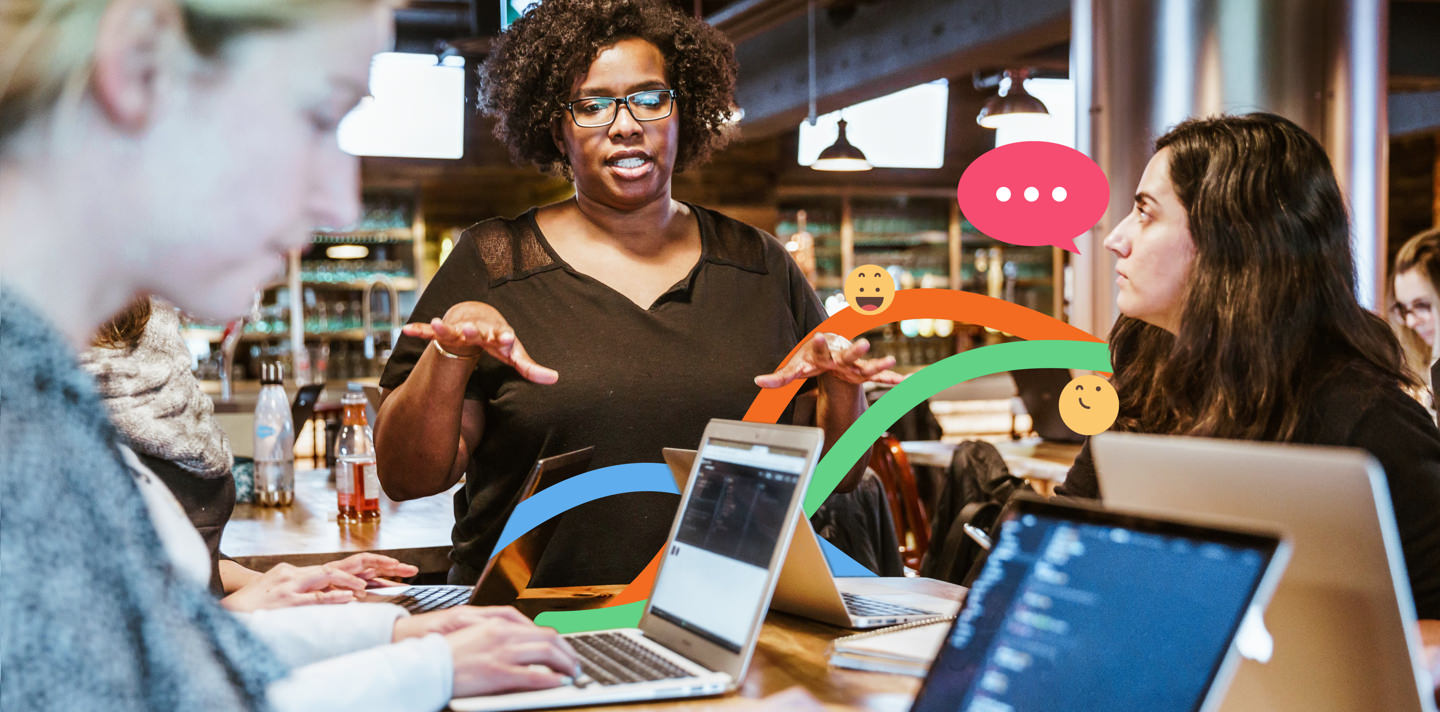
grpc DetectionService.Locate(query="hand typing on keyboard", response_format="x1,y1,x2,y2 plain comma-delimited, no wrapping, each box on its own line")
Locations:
219,554,420,613
426,607,580,697
220,562,368,612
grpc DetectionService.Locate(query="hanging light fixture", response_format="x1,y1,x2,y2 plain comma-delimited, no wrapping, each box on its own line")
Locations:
812,118,872,171
976,68,1050,129
804,0,871,172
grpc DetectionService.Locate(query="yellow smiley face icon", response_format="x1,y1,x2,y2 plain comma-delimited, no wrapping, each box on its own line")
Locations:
1058,375,1119,436
844,265,896,315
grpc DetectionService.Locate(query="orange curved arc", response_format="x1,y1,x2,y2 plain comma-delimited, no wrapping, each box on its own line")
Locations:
742,289,1103,423
610,289,1103,608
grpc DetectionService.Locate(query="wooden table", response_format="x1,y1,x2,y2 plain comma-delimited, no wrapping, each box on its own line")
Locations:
222,468,460,575
495,578,965,712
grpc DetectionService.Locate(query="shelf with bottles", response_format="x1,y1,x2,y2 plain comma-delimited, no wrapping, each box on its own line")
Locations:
776,198,843,288
192,336,394,386
776,190,960,365
310,228,414,245
187,193,423,386
295,263,417,290
191,284,412,341
855,322,959,371
851,196,954,305
960,222,1062,318
288,189,421,353
851,195,950,249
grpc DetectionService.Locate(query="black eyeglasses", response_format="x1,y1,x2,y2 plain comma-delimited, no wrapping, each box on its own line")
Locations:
1392,299,1434,321
564,89,677,128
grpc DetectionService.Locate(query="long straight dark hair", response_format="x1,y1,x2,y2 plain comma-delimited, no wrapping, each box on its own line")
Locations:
1110,113,1415,440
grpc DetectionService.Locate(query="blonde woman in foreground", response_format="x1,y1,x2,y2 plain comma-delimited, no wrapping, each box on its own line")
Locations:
0,3,825,710
0,1,578,710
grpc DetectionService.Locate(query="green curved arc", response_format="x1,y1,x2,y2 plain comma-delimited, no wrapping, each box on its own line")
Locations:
535,600,648,634
803,339,1112,514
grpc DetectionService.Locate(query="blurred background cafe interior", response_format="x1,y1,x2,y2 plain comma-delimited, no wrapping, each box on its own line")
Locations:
200,0,1440,564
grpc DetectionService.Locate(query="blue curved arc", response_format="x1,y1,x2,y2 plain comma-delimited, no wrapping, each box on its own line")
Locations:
487,463,679,561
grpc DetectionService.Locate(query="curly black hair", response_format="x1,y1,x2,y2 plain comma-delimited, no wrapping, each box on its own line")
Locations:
480,0,738,176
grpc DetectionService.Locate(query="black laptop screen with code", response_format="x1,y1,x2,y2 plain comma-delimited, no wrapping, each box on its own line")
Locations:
912,499,1278,712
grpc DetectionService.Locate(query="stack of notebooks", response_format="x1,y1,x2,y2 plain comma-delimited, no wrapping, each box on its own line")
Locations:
826,615,956,677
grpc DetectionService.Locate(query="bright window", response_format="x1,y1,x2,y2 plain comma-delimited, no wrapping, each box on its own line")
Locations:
338,53,466,160
797,80,949,169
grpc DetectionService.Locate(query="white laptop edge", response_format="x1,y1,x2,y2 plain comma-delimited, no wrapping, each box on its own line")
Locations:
639,420,822,681
1198,512,1292,712
1092,432,1436,711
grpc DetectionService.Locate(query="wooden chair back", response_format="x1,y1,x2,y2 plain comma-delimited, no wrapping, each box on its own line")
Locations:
868,433,931,570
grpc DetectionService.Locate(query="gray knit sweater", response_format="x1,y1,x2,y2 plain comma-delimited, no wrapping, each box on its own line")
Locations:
0,288,286,710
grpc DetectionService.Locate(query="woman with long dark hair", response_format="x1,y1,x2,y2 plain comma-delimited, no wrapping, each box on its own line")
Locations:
1058,113,1440,619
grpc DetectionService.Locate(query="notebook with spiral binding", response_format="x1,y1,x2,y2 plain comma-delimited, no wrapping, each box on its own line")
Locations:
827,615,957,676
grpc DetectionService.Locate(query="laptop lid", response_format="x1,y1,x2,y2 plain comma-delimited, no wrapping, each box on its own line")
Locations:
640,420,821,680
1010,368,1085,444
1093,433,1437,711
467,446,595,607
911,495,1288,712
665,445,952,627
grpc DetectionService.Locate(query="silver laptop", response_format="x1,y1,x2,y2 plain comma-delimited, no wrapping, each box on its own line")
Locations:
1094,433,1438,712
451,420,822,712
910,495,1289,712
663,448,960,628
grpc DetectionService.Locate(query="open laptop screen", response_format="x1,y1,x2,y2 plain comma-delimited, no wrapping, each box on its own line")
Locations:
912,498,1281,712
649,438,807,652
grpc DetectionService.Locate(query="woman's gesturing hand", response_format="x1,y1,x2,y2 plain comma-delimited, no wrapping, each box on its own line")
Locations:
753,333,904,389
402,301,559,385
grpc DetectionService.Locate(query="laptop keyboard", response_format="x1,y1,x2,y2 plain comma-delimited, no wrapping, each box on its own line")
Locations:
386,586,471,614
567,631,692,687
841,592,929,618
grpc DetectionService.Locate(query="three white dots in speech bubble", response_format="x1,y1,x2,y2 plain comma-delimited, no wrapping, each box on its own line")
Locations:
995,186,1069,203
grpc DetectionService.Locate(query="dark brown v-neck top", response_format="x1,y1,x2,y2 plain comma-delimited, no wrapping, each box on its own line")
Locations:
380,204,826,585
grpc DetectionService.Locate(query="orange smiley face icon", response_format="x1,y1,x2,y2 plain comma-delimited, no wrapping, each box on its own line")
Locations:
1058,375,1120,436
844,265,896,315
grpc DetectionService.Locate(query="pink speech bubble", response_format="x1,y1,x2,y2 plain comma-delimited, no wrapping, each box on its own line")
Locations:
957,142,1109,254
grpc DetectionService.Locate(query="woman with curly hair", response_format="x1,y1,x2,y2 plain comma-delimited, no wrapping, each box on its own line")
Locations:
1055,113,1440,619
376,0,901,587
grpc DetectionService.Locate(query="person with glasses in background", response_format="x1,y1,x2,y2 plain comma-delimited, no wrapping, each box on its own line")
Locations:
375,0,905,590
1391,228,1440,414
